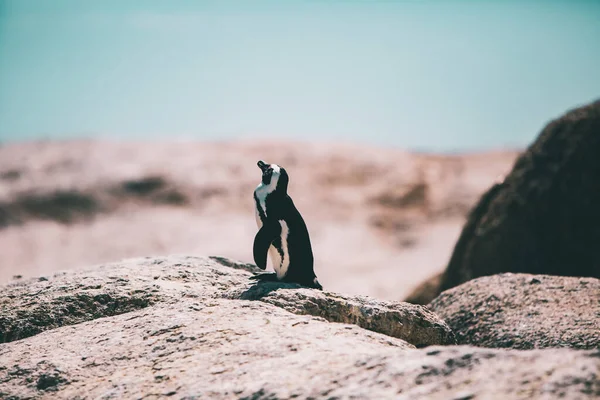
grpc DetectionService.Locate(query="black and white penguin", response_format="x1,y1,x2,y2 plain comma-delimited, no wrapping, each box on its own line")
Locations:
251,160,323,290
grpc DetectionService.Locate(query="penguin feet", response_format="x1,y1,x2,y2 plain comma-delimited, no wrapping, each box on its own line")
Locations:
249,272,280,282
249,273,323,291
309,278,323,290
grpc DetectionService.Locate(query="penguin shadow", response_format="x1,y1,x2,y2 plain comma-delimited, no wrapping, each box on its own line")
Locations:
240,279,305,300
208,257,319,300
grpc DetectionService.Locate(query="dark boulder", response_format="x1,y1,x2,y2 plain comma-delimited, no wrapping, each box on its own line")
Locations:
406,100,600,304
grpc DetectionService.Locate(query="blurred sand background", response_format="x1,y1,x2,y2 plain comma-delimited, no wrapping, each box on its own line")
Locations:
0,140,518,300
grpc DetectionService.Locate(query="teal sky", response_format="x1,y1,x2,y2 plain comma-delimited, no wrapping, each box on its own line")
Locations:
1,0,599,151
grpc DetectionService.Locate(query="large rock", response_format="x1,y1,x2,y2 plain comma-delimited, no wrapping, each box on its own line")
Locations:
406,100,600,304
1,309,598,399
0,257,598,399
430,273,600,350
0,256,453,348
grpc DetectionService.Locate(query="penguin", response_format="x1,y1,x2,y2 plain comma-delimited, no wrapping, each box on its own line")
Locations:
251,160,323,290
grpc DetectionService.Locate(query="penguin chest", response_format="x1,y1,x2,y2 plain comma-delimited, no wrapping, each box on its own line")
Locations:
269,220,291,279
255,206,263,229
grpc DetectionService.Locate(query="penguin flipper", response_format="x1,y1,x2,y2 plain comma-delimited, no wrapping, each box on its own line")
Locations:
253,222,281,270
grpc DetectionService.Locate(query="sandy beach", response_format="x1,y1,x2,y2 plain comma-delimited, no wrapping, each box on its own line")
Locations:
0,139,518,300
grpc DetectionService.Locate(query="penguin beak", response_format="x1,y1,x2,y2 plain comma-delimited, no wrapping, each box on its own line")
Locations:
257,160,269,172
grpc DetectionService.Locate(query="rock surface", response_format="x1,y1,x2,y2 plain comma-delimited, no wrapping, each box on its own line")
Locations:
1,256,598,399
407,99,600,304
0,255,454,347
2,311,598,399
430,273,600,350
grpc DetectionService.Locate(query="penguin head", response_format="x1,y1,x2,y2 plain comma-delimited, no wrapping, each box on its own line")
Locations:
257,160,289,193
